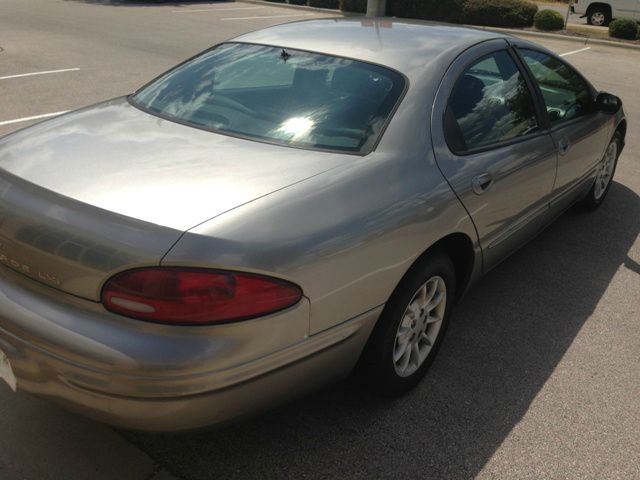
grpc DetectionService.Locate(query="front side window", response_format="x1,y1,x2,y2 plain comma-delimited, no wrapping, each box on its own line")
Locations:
445,50,539,152
131,43,405,154
520,49,592,126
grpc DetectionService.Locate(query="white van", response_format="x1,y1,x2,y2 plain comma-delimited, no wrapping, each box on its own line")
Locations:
571,0,640,25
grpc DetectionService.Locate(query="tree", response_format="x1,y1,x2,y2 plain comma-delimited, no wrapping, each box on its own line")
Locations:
366,0,386,16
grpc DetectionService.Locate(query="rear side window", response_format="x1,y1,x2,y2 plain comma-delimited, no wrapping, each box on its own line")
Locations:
131,43,405,154
519,49,592,126
445,50,539,152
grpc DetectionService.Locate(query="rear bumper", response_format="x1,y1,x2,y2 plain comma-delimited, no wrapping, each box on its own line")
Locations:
0,266,379,431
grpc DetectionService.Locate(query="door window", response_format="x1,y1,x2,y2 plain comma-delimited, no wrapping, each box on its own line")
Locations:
520,49,593,126
445,50,539,152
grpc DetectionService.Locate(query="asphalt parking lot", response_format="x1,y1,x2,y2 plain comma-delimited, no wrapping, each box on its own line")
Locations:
1,1,639,479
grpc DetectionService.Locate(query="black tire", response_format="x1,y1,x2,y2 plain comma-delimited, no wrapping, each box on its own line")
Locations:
580,132,622,210
587,5,612,26
356,252,457,397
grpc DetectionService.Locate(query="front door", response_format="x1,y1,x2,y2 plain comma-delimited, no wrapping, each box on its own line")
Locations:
516,47,612,208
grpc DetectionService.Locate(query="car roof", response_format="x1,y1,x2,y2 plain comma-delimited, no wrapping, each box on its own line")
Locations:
233,18,510,77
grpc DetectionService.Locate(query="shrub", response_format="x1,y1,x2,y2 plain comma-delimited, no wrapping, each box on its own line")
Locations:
534,9,565,30
309,0,339,7
609,18,638,39
387,0,466,23
339,0,367,12
288,0,307,4
387,0,537,27
463,0,538,28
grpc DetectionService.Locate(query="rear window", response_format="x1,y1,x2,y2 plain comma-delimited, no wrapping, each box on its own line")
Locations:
131,43,406,154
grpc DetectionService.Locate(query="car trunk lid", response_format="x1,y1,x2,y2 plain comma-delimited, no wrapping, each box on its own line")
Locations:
0,97,349,231
0,169,183,300
0,97,348,300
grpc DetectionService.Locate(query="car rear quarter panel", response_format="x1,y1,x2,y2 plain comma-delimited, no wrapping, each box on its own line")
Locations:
163,41,484,335
162,149,480,335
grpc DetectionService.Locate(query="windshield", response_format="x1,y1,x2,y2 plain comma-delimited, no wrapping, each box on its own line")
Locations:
131,43,405,154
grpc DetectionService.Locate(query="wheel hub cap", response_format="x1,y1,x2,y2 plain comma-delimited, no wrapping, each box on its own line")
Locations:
594,141,617,200
393,276,447,377
592,12,605,25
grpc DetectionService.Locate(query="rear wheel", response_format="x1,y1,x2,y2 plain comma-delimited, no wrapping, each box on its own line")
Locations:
587,5,612,26
357,252,456,396
580,132,621,210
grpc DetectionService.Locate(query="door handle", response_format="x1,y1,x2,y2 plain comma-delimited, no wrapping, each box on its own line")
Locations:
558,138,571,156
472,173,493,195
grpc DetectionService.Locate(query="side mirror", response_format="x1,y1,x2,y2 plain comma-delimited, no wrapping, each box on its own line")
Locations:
548,110,562,122
595,92,622,115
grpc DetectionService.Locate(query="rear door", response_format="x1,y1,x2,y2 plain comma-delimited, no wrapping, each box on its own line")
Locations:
514,45,612,209
432,40,558,271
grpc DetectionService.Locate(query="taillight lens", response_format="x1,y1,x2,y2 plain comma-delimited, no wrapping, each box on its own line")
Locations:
101,268,302,325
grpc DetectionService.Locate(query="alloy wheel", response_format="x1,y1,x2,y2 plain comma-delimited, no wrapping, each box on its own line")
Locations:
590,11,606,26
393,276,447,377
594,141,617,200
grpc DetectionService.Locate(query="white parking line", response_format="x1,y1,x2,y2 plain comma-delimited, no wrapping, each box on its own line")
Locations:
0,68,80,81
0,111,68,127
560,47,591,57
172,6,265,13
221,13,312,21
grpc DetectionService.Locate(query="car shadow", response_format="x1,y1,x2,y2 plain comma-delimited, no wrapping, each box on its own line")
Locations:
123,181,639,479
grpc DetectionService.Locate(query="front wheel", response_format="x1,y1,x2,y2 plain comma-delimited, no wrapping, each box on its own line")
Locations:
357,252,456,396
580,132,621,210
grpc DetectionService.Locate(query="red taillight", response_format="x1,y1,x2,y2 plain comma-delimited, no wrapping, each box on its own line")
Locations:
101,268,303,325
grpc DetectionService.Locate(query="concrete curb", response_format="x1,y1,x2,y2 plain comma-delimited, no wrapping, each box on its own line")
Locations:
238,0,346,15
469,25,640,51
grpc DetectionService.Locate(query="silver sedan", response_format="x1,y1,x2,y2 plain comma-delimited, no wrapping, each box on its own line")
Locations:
0,18,625,431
